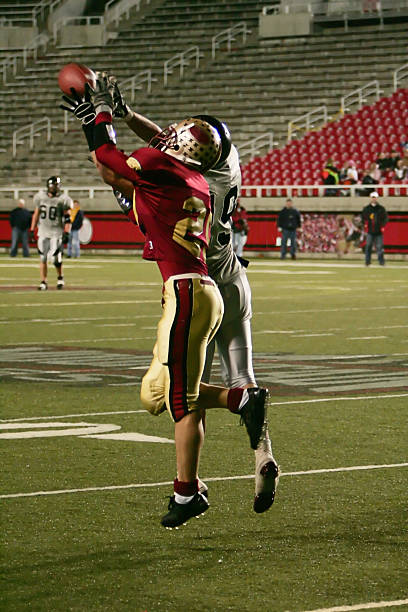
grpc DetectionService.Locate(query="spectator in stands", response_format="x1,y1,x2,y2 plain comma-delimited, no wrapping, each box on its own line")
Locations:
376,150,400,174
399,146,408,169
278,198,301,260
322,158,340,196
361,191,388,266
67,199,84,258
394,159,407,181
9,198,31,258
340,160,358,195
231,201,249,257
359,162,380,196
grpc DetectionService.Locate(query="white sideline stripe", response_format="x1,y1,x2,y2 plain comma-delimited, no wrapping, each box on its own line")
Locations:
0,410,146,422
2,393,408,423
1,462,407,499
297,598,408,612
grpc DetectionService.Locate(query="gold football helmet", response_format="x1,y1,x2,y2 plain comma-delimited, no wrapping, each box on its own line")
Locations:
150,118,222,173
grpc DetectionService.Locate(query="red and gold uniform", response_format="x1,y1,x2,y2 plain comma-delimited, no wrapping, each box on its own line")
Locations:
94,115,224,421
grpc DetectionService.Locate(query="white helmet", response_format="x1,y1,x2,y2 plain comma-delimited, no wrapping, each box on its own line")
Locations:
150,118,222,173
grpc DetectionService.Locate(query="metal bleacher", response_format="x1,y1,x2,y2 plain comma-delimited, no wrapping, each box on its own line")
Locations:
0,0,407,197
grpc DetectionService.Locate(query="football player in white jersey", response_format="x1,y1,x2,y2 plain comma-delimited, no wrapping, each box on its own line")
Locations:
62,82,279,512
30,176,72,290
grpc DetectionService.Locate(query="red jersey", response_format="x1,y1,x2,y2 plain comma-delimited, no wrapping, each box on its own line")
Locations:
94,116,212,281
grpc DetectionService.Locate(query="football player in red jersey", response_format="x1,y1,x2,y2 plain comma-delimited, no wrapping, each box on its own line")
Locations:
61,75,270,528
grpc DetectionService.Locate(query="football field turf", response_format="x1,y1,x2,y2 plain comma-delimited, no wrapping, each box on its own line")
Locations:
1,254,407,612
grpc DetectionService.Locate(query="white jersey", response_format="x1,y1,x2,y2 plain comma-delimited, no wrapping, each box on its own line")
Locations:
205,144,243,284
33,191,73,238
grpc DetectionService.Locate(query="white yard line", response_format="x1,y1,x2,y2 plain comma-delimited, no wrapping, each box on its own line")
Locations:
2,392,408,423
1,462,407,499
295,598,408,612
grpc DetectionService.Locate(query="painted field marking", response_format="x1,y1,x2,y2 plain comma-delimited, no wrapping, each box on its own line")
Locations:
295,597,408,612
2,392,408,424
0,299,159,308
1,462,407,499
0,422,120,439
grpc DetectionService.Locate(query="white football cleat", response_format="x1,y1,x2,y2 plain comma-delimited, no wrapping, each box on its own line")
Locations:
253,422,280,513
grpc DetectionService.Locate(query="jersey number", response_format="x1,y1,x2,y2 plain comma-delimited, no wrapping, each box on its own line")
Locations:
173,197,211,258
39,204,58,221
218,185,238,246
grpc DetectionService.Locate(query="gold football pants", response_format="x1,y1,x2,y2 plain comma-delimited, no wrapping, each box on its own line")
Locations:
141,274,224,422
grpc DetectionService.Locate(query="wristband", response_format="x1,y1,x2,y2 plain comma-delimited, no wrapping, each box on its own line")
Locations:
82,123,95,152
93,121,117,149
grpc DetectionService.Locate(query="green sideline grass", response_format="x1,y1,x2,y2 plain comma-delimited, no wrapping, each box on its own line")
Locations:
0,255,407,612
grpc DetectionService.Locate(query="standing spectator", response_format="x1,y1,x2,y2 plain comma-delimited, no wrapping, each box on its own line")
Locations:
9,198,31,257
278,198,301,260
30,176,72,290
231,201,249,257
67,199,84,258
322,158,340,196
361,191,388,266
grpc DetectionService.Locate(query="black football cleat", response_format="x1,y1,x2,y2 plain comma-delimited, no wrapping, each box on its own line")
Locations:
161,492,209,529
240,387,269,450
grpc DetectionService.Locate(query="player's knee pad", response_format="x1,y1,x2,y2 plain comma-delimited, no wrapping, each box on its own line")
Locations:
140,373,166,416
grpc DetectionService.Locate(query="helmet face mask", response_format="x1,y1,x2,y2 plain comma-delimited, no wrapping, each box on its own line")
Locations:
47,176,61,195
192,114,232,169
150,118,222,173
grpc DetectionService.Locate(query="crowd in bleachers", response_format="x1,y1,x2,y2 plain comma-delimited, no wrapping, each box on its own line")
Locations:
241,88,408,195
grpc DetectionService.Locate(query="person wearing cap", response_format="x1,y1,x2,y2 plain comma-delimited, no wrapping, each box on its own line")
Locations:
30,176,73,290
361,192,388,266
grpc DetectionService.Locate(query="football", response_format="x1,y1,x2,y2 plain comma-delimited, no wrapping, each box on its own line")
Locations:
57,63,97,97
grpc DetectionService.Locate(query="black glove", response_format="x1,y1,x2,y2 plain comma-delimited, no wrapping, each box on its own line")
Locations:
113,82,132,119
90,72,116,113
60,86,96,125
29,230,35,242
62,231,70,245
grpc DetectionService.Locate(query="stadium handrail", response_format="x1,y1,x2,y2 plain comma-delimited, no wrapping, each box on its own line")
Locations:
288,106,328,142
118,70,156,99
32,0,66,27
12,118,51,157
1,184,406,200
340,80,382,114
104,0,150,28
238,133,276,159
164,46,202,86
211,22,251,59
1,33,48,85
393,62,408,91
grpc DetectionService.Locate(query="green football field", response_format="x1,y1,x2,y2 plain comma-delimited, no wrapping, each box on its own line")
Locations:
1,254,407,612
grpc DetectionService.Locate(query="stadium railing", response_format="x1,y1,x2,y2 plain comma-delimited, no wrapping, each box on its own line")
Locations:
0,184,406,201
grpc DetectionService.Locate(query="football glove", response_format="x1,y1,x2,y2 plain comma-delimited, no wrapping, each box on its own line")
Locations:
62,231,70,245
29,230,35,242
113,82,132,119
60,87,96,125
90,72,116,113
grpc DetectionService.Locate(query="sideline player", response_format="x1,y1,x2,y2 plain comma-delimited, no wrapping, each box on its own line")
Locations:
61,75,270,528
110,86,280,514
30,176,72,290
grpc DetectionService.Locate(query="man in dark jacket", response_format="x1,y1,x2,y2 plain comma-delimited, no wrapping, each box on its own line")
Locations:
9,198,31,257
361,191,388,266
278,198,301,260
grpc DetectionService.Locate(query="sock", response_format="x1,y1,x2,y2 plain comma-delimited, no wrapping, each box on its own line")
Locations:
227,388,249,413
174,478,198,504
